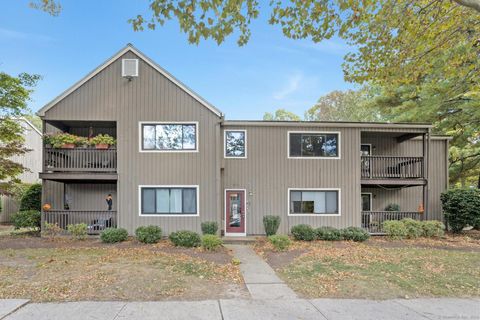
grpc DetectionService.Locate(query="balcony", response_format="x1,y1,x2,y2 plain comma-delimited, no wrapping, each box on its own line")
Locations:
361,156,425,186
43,210,117,235
44,148,117,172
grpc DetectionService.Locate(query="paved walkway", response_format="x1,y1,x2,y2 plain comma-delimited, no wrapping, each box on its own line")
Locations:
226,244,297,299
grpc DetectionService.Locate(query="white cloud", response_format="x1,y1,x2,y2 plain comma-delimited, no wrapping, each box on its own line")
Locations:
0,27,54,42
273,73,303,100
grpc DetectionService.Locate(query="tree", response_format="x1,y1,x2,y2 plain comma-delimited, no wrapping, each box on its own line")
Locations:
0,72,40,195
263,109,300,121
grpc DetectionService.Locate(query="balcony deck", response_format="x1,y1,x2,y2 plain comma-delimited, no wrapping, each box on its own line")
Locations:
361,211,422,234
42,210,117,235
361,156,425,186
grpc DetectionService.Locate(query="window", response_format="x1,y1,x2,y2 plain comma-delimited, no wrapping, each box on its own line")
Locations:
289,132,339,158
140,186,198,215
141,123,197,151
224,130,247,158
289,189,340,215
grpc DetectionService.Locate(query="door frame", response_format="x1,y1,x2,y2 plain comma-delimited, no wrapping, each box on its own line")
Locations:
224,189,247,237
361,143,372,155
361,192,373,211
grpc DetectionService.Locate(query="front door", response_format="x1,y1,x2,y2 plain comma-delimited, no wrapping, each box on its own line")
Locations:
225,190,246,235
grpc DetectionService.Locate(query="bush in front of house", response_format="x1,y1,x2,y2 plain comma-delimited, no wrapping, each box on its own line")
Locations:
441,188,480,233
19,183,42,212
291,224,316,241
67,223,88,240
341,227,370,242
43,222,62,238
169,230,201,247
268,235,291,251
401,218,423,239
422,221,445,238
101,228,129,243
383,220,408,239
11,210,41,230
201,234,223,251
135,225,162,244
263,215,281,236
315,226,343,241
201,221,218,235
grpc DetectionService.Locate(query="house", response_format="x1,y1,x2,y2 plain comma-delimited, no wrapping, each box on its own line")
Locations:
37,44,450,236
0,118,43,223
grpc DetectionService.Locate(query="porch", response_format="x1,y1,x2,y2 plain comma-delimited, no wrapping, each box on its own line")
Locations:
43,210,117,235
361,211,422,234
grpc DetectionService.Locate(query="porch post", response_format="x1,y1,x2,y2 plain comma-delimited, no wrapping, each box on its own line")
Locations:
424,129,431,220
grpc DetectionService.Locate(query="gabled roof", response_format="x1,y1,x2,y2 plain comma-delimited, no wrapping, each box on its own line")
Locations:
36,44,224,118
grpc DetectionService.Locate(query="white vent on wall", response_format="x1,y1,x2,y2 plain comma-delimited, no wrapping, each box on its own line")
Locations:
122,59,138,79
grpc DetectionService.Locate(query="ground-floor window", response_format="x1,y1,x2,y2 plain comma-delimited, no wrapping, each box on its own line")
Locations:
289,189,340,215
140,186,198,215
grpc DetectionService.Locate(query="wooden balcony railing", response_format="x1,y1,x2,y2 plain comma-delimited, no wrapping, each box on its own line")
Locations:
361,156,423,179
361,211,421,234
44,148,117,172
42,210,117,235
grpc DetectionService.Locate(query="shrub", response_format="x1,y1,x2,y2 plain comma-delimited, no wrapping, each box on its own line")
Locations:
385,203,400,211
383,220,408,239
67,223,88,240
169,230,201,247
422,220,445,238
201,221,218,235
441,188,480,233
91,134,116,146
201,234,223,251
401,218,423,239
11,210,41,230
268,235,291,251
43,222,62,238
341,227,370,242
315,226,343,241
291,224,315,241
263,215,281,236
19,183,42,212
101,228,128,243
135,225,162,244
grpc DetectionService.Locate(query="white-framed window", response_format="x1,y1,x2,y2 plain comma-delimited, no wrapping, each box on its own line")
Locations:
288,131,340,159
224,129,247,158
139,185,199,216
288,188,341,216
139,122,198,152
122,59,139,77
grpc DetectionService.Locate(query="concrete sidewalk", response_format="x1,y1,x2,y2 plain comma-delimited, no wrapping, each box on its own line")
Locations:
1,298,479,320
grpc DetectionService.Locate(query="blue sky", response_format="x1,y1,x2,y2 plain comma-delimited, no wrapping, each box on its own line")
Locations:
0,1,354,120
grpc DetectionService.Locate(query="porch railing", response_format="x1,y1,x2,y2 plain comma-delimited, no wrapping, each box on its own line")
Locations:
44,148,117,172
361,156,423,179
361,211,421,234
42,210,117,235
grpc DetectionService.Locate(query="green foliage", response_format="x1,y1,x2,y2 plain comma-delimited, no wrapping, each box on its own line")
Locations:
385,203,400,212
200,221,218,235
402,218,423,239
263,215,281,236
43,222,62,238
101,228,129,243
263,109,300,121
341,227,370,242
315,226,343,241
11,210,41,230
135,225,162,244
19,183,41,211
169,230,201,247
422,221,445,238
91,134,116,146
290,224,315,241
67,223,87,240
268,235,291,251
201,234,223,251
441,188,480,233
383,220,408,240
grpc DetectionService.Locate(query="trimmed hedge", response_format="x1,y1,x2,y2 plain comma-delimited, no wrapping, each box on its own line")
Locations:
263,215,281,236
19,183,42,212
11,210,41,230
169,230,201,247
101,228,129,243
135,225,162,244
402,218,423,239
422,221,445,238
201,234,223,251
341,227,370,242
67,223,88,240
441,188,480,233
383,220,408,239
291,224,316,241
315,226,343,241
201,221,218,235
268,235,291,251
383,219,445,240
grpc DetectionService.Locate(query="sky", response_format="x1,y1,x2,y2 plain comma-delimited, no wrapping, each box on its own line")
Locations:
0,0,355,120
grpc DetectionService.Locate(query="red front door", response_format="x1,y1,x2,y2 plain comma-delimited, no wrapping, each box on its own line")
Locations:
225,190,245,234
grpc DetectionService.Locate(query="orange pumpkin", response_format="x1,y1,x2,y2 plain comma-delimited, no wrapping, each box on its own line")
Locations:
417,203,424,214
42,203,51,211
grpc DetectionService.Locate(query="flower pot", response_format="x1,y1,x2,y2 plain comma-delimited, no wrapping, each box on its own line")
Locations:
62,143,75,149
95,144,109,149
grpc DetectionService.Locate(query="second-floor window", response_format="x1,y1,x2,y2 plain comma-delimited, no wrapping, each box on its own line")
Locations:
289,132,339,158
141,123,197,151
224,130,247,158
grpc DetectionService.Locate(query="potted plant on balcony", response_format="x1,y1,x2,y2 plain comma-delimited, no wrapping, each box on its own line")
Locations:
74,136,89,148
50,133,78,149
91,134,116,149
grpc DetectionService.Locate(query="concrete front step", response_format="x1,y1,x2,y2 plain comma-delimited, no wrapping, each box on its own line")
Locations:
221,236,259,244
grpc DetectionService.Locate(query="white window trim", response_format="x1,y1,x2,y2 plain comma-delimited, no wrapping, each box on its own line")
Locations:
224,188,247,237
287,187,341,217
224,129,247,159
138,185,200,217
361,143,372,155
361,192,373,212
122,59,139,77
287,131,341,159
138,121,199,153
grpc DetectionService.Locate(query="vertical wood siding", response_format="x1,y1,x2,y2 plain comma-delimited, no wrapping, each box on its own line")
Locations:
65,183,117,211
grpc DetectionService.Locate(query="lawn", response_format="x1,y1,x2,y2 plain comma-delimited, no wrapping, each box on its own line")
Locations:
256,236,480,299
0,235,247,302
